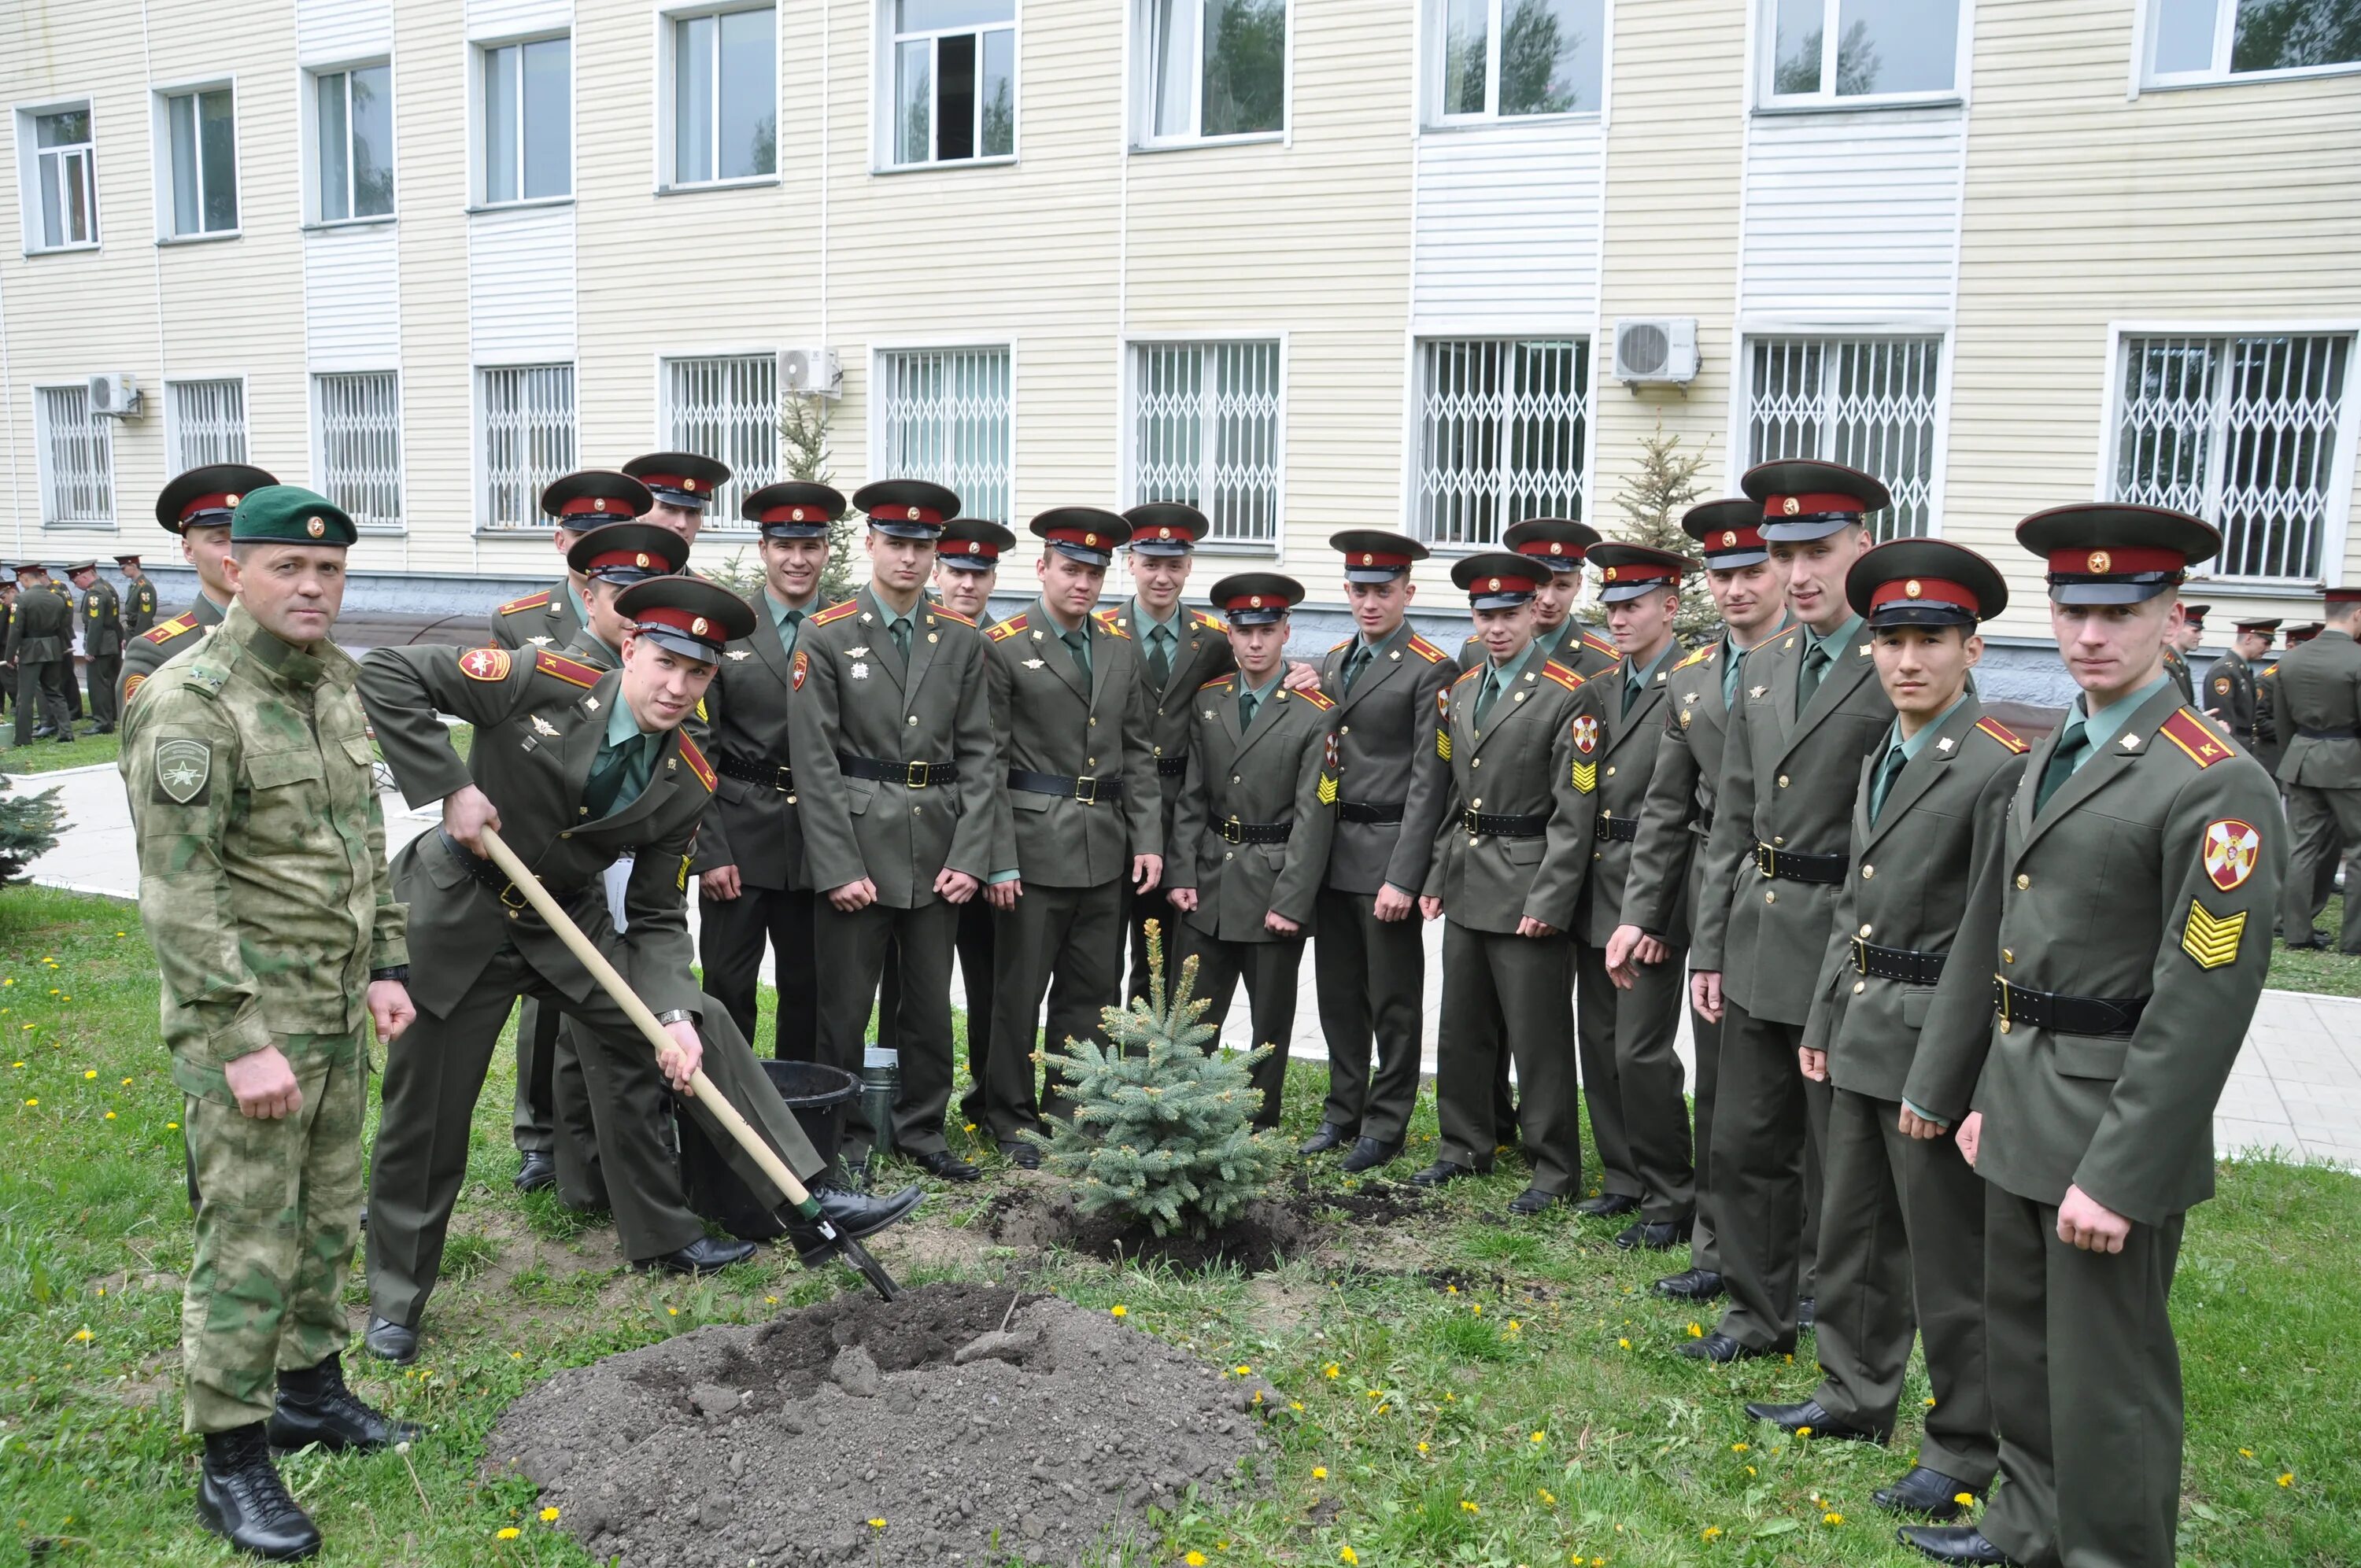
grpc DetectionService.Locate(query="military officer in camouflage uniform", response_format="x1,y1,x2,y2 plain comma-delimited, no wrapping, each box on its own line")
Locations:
1565,543,1699,1249
1163,574,1339,1127
1609,501,1794,1303
1301,531,1458,1171
1687,460,1899,1363
1746,540,2025,1526
1414,552,1598,1212
117,551,160,636
68,559,123,732
6,562,72,744
120,466,279,710
1897,505,2283,1568
2211,615,2273,750
123,486,421,1562
2272,588,2361,953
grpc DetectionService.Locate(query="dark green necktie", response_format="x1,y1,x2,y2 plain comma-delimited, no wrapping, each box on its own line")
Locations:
1343,641,1373,692
1868,745,1908,826
1624,673,1643,717
1146,626,1173,692
889,616,911,659
779,607,805,659
2034,718,2090,816
1239,687,1262,730
1799,640,1832,707
583,737,637,820
1062,628,1091,678
1474,665,1504,727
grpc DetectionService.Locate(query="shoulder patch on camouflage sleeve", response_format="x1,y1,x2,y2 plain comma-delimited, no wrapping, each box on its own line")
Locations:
533,648,603,689
141,612,198,644
2159,708,2234,769
1406,633,1447,664
677,733,717,793
1973,716,2030,754
986,611,1029,643
497,590,552,615
1293,686,1336,712
1541,660,1585,693
152,736,213,805
931,605,977,628
460,647,514,682
809,600,862,628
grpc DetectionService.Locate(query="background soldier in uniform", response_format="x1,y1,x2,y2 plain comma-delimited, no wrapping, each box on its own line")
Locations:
2272,588,2361,953
121,464,279,709
1495,517,1621,678
1302,530,1458,1172
2161,601,2204,703
1,574,14,725
122,485,419,1560
624,451,732,547
7,562,73,744
70,559,123,732
1899,504,2283,1568
118,551,160,636
2211,615,2274,749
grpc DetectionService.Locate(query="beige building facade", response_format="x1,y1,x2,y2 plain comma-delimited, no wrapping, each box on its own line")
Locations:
3,0,2356,673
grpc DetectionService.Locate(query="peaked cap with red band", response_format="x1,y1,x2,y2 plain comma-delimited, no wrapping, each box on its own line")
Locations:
1030,506,1131,566
1124,501,1208,557
623,451,731,511
566,521,689,584
741,480,845,537
1328,528,1428,583
854,478,960,538
2325,587,2361,608
1502,516,1600,574
1208,571,1303,627
156,463,279,533
2015,503,2220,605
1742,459,1893,542
615,574,755,663
1587,542,1695,604
1452,551,1541,609
1846,537,2008,628
542,470,654,526
937,516,1018,572
1683,497,1769,568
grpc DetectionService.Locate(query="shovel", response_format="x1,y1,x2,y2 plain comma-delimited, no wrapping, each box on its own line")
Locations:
477,825,902,1301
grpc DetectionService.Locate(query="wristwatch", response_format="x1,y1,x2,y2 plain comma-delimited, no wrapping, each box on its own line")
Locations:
653,1009,695,1027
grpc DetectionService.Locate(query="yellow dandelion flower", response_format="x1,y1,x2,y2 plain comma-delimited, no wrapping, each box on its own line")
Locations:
1745,1466,1756,1476
766,1296,778,1305
1291,1400,1304,1412
1446,1283,1458,1293
1188,1554,1208,1566
1324,1363,1341,1378
512,1351,523,1360
1924,1396,1938,1407
1506,1319,1520,1332
2278,1473,2293,1487
667,1307,678,1316
167,1121,179,1130
120,1077,132,1085
1417,1441,1430,1454
23,1099,35,1108
1701,1526,1721,1540
1823,1512,1843,1526
104,1112,115,1120
870,1518,887,1529
497,1526,521,1540
1530,1431,1546,1444
1538,1489,1555,1505
1731,1442,1749,1452
1312,1467,1328,1480
2239,1448,2254,1458
72,1328,92,1342
1459,1500,1479,1515
540,1507,560,1522
1954,1493,1975,1507
1339,1549,1358,1566
1110,1305,1127,1317
1795,1426,1813,1438
1235,1364,1252,1376
1616,1337,1631,1349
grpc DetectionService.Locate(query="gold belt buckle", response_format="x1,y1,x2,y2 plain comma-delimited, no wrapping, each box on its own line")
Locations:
499,881,530,912
1221,817,1244,845
1756,843,1776,878
905,761,930,790
1852,935,1869,975
1073,775,1099,806
1995,974,2012,1035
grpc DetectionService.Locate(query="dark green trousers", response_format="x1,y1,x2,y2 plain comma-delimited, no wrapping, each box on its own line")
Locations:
1575,939,1696,1223
1435,924,1580,1194
1982,1187,2187,1568
2280,783,2361,951
510,997,561,1157
1709,999,1829,1352
86,654,120,728
985,879,1125,1142
878,896,996,1128
1689,998,1724,1274
13,659,67,743
1809,1087,1995,1488
1310,887,1427,1145
818,898,963,1159
698,883,820,1058
1177,924,1302,1129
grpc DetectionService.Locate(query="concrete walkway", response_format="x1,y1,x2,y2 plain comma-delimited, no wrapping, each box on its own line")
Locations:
13,758,2357,1172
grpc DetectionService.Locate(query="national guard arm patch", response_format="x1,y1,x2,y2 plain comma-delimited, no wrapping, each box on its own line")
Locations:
2202,817,2261,891
460,646,513,682
153,736,212,805
123,673,147,703
792,649,810,690
2182,898,2247,970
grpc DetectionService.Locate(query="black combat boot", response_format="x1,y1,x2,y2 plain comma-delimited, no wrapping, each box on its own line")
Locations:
268,1352,423,1452
197,1423,322,1560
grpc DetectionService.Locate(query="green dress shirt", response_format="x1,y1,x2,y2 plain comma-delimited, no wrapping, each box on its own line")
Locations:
765,589,814,660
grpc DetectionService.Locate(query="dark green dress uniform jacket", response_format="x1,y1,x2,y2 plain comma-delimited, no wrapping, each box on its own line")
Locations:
1693,626,1894,1023
1099,601,1234,824
2208,649,2257,744
2270,626,2361,789
2253,657,2285,777
120,593,227,707
982,603,1162,886
1801,701,2029,1101
1460,618,1618,686
1318,625,1459,895
3,580,68,662
490,580,587,652
787,590,996,903
1624,635,1746,944
689,597,809,891
124,576,159,636
1569,647,1679,946
2163,646,2195,705
1166,676,1339,939
1906,689,2284,1223
80,578,123,657
1424,657,1598,932
359,644,718,1024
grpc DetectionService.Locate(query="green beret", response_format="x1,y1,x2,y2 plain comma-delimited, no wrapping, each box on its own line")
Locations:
231,485,358,546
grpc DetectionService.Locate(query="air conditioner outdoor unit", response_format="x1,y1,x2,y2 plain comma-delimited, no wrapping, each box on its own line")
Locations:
781,346,842,398
1613,319,1699,386
87,371,143,419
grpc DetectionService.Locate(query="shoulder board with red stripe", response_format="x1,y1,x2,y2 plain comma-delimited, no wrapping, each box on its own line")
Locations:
534,649,604,689
1406,634,1447,664
1191,609,1229,633
810,600,861,628
1581,629,1618,658
2263,662,2279,677
1542,660,1585,693
1973,716,2030,754
1672,642,1716,673
1092,608,1132,639
676,734,717,792
1328,636,1353,655
1199,674,1233,692
141,612,198,644
931,605,977,628
1454,666,1483,686
1291,687,1336,712
2158,707,2235,769
497,590,552,616
987,612,1029,643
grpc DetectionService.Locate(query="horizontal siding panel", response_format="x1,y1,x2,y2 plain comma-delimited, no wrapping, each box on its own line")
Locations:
466,0,573,42
1740,110,1965,323
469,205,576,363
1413,121,1603,332
297,0,393,64
305,224,402,371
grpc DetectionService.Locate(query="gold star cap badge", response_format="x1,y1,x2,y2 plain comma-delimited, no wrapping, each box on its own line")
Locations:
1905,579,1923,598
684,478,698,491
1487,577,1502,591
790,506,807,520
1084,533,1099,546
1603,566,1618,581
691,616,709,636
966,541,982,555
907,506,922,520
225,493,242,506
2089,549,2112,573
1362,553,1375,565
1549,542,1565,555
593,497,608,511
1782,497,1801,515
635,552,652,568
1721,529,1738,546
305,517,325,538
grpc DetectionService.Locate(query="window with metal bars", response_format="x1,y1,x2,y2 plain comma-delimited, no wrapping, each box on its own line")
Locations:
480,365,575,529
664,355,779,525
877,347,1014,523
2113,333,2353,583
1745,337,1942,540
316,371,403,530
1413,337,1588,548
1132,341,1281,544
35,386,113,527
168,379,247,470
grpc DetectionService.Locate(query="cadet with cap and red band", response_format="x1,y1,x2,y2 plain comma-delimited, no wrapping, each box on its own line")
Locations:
7,561,75,743
118,463,281,710
623,451,733,549
117,551,159,637
490,468,654,657
2213,614,2275,751
2270,585,2361,954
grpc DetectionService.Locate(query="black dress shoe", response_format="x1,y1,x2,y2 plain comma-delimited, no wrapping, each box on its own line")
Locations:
1614,1217,1693,1252
1897,1525,2018,1566
1797,1295,1816,1329
1507,1187,1562,1215
1652,1267,1726,1301
641,1235,758,1275
788,1182,925,1264
362,1316,417,1365
996,1139,1041,1169
197,1424,321,1562
1409,1159,1483,1187
914,1149,981,1182
513,1151,556,1193
268,1353,423,1452
1297,1123,1351,1155
1676,1331,1787,1363
1875,1466,1982,1520
1743,1398,1886,1443
1340,1136,1403,1174
1572,1193,1642,1218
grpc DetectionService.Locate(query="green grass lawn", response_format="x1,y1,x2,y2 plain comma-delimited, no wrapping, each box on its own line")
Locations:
3,887,2356,1566
0,728,120,777
2270,895,2361,998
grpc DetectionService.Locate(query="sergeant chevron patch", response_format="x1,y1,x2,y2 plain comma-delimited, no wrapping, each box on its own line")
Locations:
1317,773,1339,805
2181,898,2247,971
1572,758,1597,794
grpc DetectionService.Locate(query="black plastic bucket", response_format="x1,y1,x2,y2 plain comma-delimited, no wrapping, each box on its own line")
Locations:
678,1060,861,1241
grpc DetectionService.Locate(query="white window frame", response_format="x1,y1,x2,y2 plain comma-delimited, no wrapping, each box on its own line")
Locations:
656,2,782,193
1132,0,1294,150
165,378,249,471
1754,0,1971,111
1423,0,1611,127
660,351,783,531
869,341,1020,526
875,0,1022,170
303,59,397,227
477,363,578,531
151,79,241,243
1731,330,1951,541
1123,334,1286,551
2138,0,2361,90
472,31,575,209
33,383,116,529
2098,321,2360,589
1404,334,1596,550
312,370,407,534
15,98,102,254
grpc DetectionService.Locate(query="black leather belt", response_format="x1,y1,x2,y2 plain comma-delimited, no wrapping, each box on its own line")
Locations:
840,753,955,788
1339,800,1405,825
1993,976,2148,1038
1754,842,1846,884
717,753,793,792
2297,725,2359,740
1155,754,1189,778
1594,816,1639,843
1462,809,1547,838
1217,817,1292,845
442,830,581,913
1009,768,1125,804
1853,939,1946,986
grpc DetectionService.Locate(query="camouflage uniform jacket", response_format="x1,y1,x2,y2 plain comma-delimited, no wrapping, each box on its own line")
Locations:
120,601,407,1098
120,591,228,707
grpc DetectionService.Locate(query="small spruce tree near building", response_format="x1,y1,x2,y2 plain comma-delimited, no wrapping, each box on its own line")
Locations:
0,786,64,887
1609,419,1723,645
1028,924,1285,1238
711,392,859,601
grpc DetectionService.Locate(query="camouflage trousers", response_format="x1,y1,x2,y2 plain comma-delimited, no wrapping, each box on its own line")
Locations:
180,1032,365,1433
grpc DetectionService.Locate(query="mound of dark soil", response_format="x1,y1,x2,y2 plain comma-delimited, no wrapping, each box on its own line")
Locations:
486,1282,1273,1567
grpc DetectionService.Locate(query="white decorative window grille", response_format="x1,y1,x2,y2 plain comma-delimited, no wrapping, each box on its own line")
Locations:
168,379,247,470
1414,338,1589,548
480,365,575,529
665,355,779,525
316,371,403,530
878,347,1014,524
2115,333,2353,582
25,105,99,250
1132,341,1281,544
1746,337,1942,540
35,386,113,526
